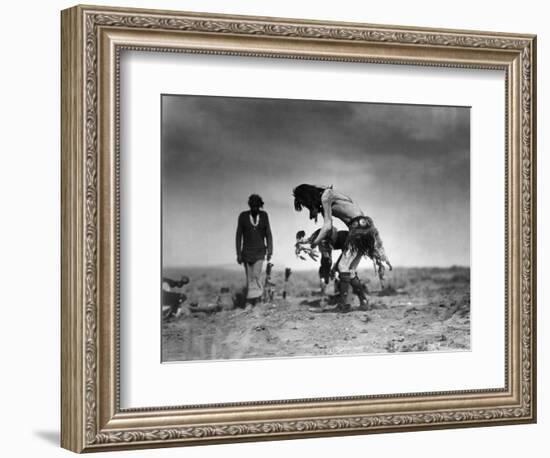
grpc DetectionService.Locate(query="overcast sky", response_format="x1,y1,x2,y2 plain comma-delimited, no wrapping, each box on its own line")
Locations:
162,94,470,270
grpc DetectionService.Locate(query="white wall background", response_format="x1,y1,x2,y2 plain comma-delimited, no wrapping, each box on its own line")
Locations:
0,0,546,456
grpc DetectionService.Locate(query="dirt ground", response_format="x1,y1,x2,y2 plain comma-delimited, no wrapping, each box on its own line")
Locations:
162,266,470,362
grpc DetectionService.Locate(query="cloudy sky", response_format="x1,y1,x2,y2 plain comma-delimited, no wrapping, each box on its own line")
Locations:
162,94,470,270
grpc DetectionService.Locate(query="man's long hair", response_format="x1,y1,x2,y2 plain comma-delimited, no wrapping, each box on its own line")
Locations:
248,194,264,208
293,184,324,214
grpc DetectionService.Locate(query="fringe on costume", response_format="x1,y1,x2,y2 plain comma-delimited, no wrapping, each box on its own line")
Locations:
346,216,392,282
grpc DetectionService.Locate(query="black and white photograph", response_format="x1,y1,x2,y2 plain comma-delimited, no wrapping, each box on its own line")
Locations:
161,94,471,362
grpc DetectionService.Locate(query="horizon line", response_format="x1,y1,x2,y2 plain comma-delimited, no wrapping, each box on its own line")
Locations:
163,263,471,271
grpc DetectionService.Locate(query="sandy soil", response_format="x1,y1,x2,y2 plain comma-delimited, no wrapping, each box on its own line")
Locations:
162,267,470,362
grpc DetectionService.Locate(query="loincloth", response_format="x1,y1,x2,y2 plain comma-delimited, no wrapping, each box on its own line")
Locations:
345,216,391,281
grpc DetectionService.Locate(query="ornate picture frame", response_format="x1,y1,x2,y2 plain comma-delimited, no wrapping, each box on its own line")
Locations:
61,4,536,453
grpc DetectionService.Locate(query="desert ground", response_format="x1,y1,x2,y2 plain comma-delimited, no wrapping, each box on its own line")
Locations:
161,265,470,362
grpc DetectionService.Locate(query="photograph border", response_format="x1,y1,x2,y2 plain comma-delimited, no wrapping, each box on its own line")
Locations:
61,4,536,452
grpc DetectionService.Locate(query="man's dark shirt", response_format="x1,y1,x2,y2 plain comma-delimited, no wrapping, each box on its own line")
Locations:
236,210,273,263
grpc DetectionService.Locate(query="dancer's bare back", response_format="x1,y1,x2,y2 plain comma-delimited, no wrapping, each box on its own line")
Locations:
312,188,364,246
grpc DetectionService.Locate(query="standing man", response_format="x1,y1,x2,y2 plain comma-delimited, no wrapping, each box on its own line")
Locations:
235,194,273,305
293,184,391,312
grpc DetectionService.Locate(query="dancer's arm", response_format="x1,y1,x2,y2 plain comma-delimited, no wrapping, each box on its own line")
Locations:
311,189,334,246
